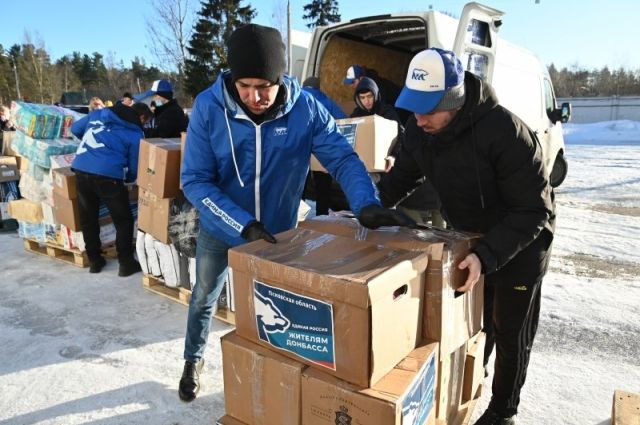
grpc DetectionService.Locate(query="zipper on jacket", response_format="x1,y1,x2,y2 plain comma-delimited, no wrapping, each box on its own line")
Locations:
255,125,262,221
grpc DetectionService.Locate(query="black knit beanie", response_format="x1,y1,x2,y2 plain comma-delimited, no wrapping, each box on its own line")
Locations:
227,24,287,83
155,91,173,100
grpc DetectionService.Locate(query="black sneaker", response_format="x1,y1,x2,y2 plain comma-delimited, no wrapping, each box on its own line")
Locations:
179,359,204,402
89,257,106,274
118,259,142,277
474,408,516,425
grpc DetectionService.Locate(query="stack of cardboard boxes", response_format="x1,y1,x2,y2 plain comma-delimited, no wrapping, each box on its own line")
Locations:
218,226,441,425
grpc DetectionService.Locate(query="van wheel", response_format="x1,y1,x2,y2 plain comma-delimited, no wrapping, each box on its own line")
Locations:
549,153,568,187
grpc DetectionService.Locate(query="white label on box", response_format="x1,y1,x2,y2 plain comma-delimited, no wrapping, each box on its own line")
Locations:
253,279,336,370
402,354,436,424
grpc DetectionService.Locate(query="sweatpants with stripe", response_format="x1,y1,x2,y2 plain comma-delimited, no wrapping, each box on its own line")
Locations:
483,229,553,416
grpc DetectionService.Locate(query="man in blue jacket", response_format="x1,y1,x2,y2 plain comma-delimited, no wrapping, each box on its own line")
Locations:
71,102,152,276
178,23,414,402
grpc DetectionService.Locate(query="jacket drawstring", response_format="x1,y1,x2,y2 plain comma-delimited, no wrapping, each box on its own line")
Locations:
224,106,245,187
470,113,486,209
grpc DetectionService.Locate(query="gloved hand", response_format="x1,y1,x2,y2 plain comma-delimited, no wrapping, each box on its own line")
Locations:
357,204,417,229
241,221,277,243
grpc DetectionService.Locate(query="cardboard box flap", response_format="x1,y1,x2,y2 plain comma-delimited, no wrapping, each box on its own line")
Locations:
229,228,426,308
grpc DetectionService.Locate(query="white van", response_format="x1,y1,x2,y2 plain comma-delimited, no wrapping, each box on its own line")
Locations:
301,2,570,187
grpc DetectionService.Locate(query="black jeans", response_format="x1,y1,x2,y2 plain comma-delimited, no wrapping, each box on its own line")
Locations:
74,171,134,263
483,230,553,416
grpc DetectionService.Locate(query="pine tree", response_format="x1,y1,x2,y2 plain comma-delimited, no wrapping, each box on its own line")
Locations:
302,0,340,29
184,0,255,97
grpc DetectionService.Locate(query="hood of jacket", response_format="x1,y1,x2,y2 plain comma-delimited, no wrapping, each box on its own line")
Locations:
353,77,381,113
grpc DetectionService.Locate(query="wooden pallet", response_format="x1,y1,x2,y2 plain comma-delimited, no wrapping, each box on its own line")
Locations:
457,385,482,425
142,274,192,306
23,239,116,268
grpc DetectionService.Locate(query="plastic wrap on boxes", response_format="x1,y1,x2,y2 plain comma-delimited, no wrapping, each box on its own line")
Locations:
44,223,59,244
49,153,76,172
19,173,48,202
144,233,162,277
12,131,79,168
136,231,150,275
18,220,47,242
27,161,49,182
154,240,181,288
10,101,79,140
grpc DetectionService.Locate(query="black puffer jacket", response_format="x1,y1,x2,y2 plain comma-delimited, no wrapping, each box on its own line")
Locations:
378,72,554,274
146,98,189,138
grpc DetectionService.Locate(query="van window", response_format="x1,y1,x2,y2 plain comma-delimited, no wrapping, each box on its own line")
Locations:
543,78,556,116
466,19,492,47
462,53,489,80
460,19,492,80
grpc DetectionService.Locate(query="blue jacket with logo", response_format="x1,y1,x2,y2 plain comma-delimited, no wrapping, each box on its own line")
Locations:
181,71,380,247
71,104,143,182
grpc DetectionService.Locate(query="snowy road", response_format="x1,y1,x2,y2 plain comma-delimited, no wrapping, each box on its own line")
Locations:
0,121,639,425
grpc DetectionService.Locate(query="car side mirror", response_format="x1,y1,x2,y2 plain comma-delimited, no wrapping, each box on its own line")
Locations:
549,102,572,124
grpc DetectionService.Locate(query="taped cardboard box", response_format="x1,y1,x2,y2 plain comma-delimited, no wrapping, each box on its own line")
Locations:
137,188,172,244
301,340,438,425
229,227,428,388
8,198,43,223
298,215,484,356
462,331,486,403
436,341,467,423
0,156,19,182
310,115,398,172
51,167,77,199
137,138,182,198
52,192,81,231
221,331,304,425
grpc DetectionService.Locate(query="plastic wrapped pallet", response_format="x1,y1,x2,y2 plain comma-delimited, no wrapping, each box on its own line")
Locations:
136,231,151,275
18,172,48,202
154,240,181,288
18,220,47,242
11,101,64,140
12,131,79,168
144,233,162,277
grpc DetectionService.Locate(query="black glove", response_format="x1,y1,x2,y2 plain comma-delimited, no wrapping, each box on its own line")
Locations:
241,221,277,243
357,204,417,229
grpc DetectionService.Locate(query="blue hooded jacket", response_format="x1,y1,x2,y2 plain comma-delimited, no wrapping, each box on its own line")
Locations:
71,105,143,182
181,72,380,247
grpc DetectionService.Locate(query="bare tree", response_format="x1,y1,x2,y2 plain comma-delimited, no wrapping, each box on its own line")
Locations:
145,0,196,75
23,32,51,103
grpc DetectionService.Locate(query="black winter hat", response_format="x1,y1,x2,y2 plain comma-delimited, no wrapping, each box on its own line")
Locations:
226,24,287,84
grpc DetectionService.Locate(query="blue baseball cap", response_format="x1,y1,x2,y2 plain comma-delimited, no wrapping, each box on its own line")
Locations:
150,79,173,93
343,65,366,84
395,48,466,114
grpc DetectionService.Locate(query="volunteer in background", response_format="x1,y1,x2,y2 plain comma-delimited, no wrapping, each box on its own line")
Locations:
71,102,153,276
179,23,415,403
88,97,105,112
377,48,555,425
120,92,134,106
144,79,189,138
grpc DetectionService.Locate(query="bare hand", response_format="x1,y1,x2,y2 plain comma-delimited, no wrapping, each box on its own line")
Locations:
456,253,482,293
384,156,396,172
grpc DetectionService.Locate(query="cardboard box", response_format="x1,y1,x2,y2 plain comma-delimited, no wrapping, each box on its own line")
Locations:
52,192,81,231
310,115,398,172
0,201,9,220
52,167,77,199
137,138,182,198
612,389,640,425
462,331,486,403
436,342,467,423
8,199,43,224
0,156,19,182
137,188,172,244
222,331,304,425
298,215,484,356
216,415,248,425
229,228,428,387
301,340,438,425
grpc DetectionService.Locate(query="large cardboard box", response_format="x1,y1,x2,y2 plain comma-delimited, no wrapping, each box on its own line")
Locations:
298,215,484,356
216,415,248,425
52,192,81,231
52,167,77,199
228,228,428,387
612,389,640,425
310,115,398,172
221,331,304,425
301,341,438,425
137,188,172,244
0,156,19,182
8,199,43,224
137,138,182,198
462,331,486,403
436,342,467,423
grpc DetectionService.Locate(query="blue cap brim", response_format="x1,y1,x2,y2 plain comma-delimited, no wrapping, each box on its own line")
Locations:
395,86,445,114
343,78,356,85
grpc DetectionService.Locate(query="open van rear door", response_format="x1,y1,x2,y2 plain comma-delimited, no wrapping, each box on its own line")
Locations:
452,2,504,82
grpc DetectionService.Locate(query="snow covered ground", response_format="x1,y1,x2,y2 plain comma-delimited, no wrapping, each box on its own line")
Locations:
0,120,638,425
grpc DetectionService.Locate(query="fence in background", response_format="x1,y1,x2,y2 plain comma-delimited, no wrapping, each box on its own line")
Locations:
558,96,640,123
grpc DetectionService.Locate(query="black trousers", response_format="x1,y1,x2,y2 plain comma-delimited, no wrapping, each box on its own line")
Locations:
313,171,333,216
483,230,553,416
75,171,134,263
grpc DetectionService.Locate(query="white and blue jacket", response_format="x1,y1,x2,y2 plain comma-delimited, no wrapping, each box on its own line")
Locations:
181,72,380,247
71,105,143,182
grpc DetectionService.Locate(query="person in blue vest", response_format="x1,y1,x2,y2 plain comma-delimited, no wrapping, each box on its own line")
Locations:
71,102,153,276
178,23,415,402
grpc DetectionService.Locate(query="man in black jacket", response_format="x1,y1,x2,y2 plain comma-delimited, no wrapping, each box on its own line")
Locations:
377,48,555,425
146,79,189,138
